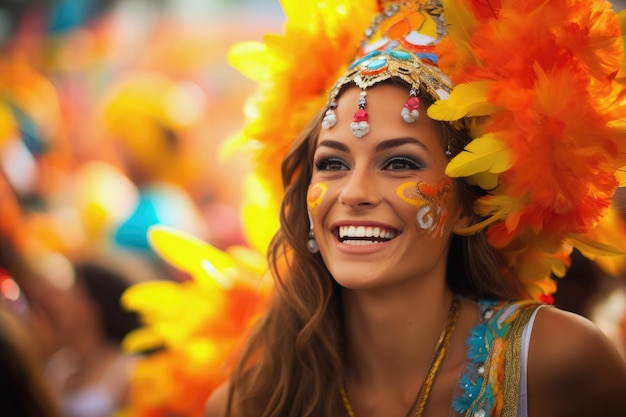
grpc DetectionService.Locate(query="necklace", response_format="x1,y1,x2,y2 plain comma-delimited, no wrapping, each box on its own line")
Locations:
340,295,461,417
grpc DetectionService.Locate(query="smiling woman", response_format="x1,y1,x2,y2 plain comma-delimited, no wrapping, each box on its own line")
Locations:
308,84,467,292
204,1,626,416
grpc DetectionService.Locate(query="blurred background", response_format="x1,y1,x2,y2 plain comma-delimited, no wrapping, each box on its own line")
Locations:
0,1,282,416
0,1,625,417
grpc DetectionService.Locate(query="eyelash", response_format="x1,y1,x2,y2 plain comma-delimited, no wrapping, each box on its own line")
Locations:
314,157,347,171
314,156,423,171
381,156,423,170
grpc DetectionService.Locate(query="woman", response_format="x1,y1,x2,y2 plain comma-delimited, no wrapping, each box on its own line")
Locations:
206,0,626,415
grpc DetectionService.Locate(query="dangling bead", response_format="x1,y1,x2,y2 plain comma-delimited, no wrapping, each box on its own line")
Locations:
307,210,319,253
307,236,319,253
354,109,368,121
351,90,370,138
401,87,420,123
321,100,338,129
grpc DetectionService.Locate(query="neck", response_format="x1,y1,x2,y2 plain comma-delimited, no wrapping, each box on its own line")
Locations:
342,281,453,388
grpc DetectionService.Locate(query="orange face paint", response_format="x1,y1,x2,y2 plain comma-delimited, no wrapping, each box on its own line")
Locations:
307,182,328,210
396,178,453,238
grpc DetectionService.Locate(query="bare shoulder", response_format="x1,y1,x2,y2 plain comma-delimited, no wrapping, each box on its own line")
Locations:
204,382,237,417
527,306,626,417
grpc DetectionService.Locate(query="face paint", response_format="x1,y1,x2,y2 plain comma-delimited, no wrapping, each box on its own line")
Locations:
307,182,328,210
396,178,453,238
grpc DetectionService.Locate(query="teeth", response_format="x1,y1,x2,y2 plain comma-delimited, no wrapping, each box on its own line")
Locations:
343,240,381,246
339,226,396,240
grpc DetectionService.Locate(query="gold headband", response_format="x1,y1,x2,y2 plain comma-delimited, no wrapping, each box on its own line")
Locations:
322,1,453,137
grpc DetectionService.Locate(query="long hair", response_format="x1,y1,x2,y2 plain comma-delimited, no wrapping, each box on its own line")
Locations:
229,110,344,417
227,83,528,417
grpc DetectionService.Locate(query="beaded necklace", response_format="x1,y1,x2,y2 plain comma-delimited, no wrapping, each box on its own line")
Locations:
340,295,460,417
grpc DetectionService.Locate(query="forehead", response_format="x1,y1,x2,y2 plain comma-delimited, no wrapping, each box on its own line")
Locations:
316,84,443,151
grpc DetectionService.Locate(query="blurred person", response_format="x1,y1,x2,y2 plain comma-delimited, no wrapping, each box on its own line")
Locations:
45,262,143,417
553,249,626,360
0,303,63,417
552,250,602,318
103,73,210,257
590,283,626,361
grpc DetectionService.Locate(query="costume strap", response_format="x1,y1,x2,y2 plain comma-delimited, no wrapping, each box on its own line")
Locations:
455,299,544,417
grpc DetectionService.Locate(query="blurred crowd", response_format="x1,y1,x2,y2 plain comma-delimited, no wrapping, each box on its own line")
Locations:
1,1,626,417
0,0,279,416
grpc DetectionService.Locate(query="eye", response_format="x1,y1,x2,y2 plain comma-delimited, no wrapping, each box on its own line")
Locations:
382,156,423,170
315,157,349,171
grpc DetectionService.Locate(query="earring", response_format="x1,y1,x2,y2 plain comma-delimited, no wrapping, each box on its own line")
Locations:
401,87,420,123
351,90,370,138
307,209,319,253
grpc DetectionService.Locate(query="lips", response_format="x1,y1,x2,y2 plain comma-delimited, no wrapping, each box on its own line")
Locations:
337,225,397,245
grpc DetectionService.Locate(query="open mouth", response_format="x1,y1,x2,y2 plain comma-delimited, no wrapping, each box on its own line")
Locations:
337,225,397,246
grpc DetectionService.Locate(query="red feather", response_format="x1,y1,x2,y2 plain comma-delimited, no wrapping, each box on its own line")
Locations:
469,0,501,19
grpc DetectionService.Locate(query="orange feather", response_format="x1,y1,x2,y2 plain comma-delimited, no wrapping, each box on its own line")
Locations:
469,0,501,19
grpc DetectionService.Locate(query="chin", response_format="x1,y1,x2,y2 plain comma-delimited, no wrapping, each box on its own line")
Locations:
329,268,386,291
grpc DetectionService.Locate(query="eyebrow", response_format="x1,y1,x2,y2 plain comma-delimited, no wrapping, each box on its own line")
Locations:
316,140,349,152
316,137,428,152
375,137,428,152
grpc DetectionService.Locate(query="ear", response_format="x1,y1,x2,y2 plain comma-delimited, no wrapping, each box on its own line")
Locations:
451,206,473,234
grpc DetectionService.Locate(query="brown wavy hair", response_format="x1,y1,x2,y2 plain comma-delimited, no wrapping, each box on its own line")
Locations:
226,84,528,417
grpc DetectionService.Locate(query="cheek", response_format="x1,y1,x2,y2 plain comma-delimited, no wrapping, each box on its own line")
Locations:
395,178,454,238
307,182,328,211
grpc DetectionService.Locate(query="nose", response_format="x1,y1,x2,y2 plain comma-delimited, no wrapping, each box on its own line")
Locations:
338,167,380,209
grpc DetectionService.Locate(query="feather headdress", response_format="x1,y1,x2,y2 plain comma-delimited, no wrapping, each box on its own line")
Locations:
227,0,379,199
229,0,626,299
427,0,626,297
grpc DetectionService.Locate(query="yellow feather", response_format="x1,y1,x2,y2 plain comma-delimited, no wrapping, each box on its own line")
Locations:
569,234,625,257
121,280,182,314
463,171,499,189
617,167,626,186
442,0,478,52
427,81,500,121
242,173,281,255
148,226,238,289
445,133,512,178
122,327,164,353
281,0,316,24
228,42,274,82
474,194,518,217
453,194,517,235
453,216,500,235
421,9,439,39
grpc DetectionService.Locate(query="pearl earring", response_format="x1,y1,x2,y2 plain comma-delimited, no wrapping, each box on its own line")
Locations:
307,209,319,253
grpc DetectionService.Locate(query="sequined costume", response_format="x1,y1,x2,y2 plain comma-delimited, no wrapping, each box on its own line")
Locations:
452,300,544,417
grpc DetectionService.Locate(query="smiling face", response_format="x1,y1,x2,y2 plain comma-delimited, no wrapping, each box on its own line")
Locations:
308,83,469,290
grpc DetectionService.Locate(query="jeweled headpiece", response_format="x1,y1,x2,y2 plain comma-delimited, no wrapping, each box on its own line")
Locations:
322,1,454,137
229,0,626,300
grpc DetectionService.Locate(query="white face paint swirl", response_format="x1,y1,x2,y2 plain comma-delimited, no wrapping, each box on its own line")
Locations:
396,178,453,238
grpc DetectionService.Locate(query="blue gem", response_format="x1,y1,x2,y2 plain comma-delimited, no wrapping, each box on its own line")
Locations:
349,50,382,69
388,50,412,61
365,57,388,70
417,52,439,63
